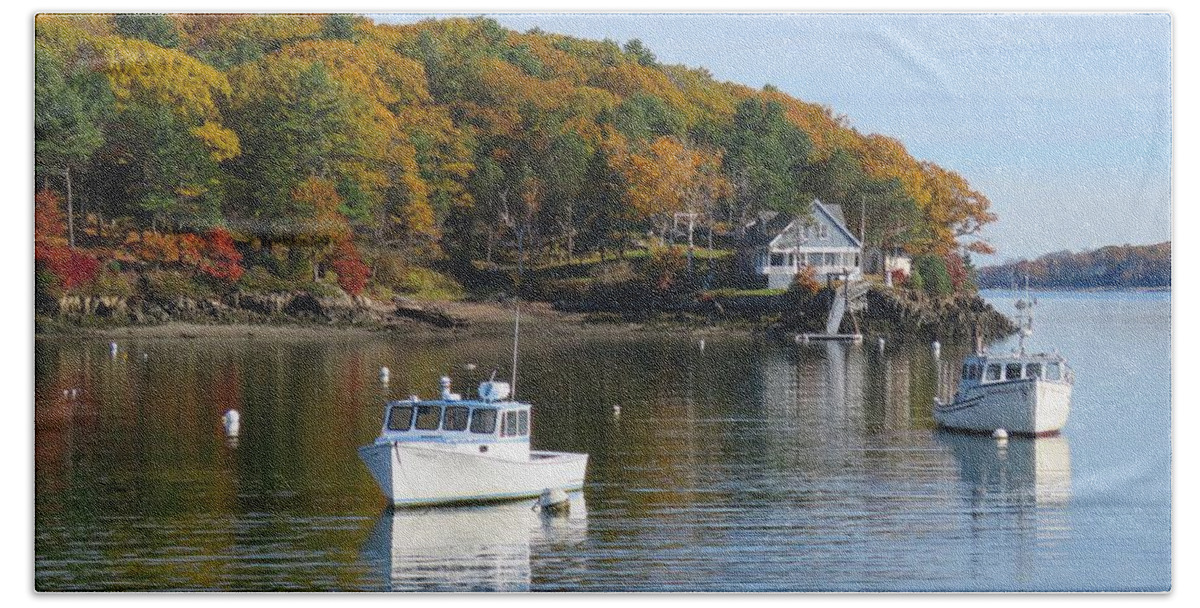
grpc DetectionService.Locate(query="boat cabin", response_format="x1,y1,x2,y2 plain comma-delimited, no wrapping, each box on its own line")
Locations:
959,355,1071,389
380,399,529,440
374,377,533,460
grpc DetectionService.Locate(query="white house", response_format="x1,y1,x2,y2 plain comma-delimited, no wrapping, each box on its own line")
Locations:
740,200,863,289
864,246,913,285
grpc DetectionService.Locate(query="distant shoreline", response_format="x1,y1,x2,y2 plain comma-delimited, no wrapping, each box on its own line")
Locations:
979,286,1170,294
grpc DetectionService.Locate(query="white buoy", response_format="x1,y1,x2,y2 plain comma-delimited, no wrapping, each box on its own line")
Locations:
464,363,477,371
878,337,886,352
379,366,390,383
932,340,941,359
992,428,1009,441
109,342,118,357
613,404,621,417
534,487,570,515
699,339,705,352
223,409,241,438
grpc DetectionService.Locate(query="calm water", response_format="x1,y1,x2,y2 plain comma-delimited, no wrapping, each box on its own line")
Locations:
34,291,1171,591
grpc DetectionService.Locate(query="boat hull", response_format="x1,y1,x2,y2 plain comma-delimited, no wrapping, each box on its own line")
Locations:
358,442,589,507
933,378,1072,436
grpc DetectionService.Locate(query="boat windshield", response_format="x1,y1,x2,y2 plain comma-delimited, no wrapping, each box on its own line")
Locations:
1025,363,1043,379
1045,362,1063,381
470,408,497,434
961,363,983,381
387,405,414,431
443,406,469,431
414,405,442,430
985,363,1002,382
499,409,530,438
1004,363,1022,380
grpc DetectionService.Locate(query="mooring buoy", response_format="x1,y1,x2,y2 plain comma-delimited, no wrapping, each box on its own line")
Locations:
379,366,390,383
534,487,570,515
223,409,241,438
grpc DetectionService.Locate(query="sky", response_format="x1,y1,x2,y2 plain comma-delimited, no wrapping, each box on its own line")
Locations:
373,12,1172,262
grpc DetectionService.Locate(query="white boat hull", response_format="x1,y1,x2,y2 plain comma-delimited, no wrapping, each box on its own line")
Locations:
359,442,589,507
934,378,1072,436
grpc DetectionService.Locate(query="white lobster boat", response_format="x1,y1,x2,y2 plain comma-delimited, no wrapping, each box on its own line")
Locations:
933,289,1074,436
359,377,589,507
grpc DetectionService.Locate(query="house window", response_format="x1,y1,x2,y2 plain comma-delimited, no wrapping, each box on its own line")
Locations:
854,254,860,267
824,252,837,266
770,252,787,267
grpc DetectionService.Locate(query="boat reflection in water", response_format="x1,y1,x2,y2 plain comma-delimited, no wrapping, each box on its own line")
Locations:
361,493,587,591
935,431,1071,505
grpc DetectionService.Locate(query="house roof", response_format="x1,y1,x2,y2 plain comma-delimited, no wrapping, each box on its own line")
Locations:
743,199,862,249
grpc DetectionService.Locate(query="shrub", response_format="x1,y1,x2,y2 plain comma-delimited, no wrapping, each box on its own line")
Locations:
329,240,370,296
639,247,687,292
87,271,137,298
144,270,212,301
913,254,952,297
238,265,294,293
398,267,465,300
588,260,636,286
791,265,820,295
199,228,244,284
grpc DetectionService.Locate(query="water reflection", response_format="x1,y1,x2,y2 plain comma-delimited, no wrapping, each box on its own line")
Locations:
936,432,1072,506
361,494,587,591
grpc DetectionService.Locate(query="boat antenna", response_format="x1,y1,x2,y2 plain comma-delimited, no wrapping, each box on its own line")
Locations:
1016,274,1033,356
510,303,521,399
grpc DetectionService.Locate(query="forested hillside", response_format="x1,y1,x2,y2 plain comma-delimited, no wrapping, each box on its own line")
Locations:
977,242,1170,290
35,14,997,305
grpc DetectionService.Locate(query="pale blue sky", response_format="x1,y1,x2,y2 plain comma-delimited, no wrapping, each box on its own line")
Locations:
375,13,1172,261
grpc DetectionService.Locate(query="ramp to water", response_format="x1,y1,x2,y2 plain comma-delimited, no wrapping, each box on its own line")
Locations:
825,289,846,334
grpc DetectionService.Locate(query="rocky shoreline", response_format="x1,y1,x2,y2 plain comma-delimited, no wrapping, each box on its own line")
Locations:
36,284,1017,343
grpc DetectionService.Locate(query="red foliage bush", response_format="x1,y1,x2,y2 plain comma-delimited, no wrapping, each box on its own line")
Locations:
35,190,99,290
35,190,66,244
944,251,968,291
37,245,100,289
792,265,821,295
330,239,370,296
888,269,909,287
199,228,244,283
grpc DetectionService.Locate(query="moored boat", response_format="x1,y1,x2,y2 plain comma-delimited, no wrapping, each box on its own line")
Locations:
933,287,1074,436
358,377,589,506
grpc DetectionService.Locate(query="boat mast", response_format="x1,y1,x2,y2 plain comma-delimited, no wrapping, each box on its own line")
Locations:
1016,274,1033,356
510,304,521,399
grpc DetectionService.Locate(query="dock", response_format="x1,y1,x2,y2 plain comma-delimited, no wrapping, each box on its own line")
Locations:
797,333,863,343
795,274,868,344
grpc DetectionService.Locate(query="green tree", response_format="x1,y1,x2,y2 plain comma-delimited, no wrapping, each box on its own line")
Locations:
34,41,112,247
723,97,813,225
